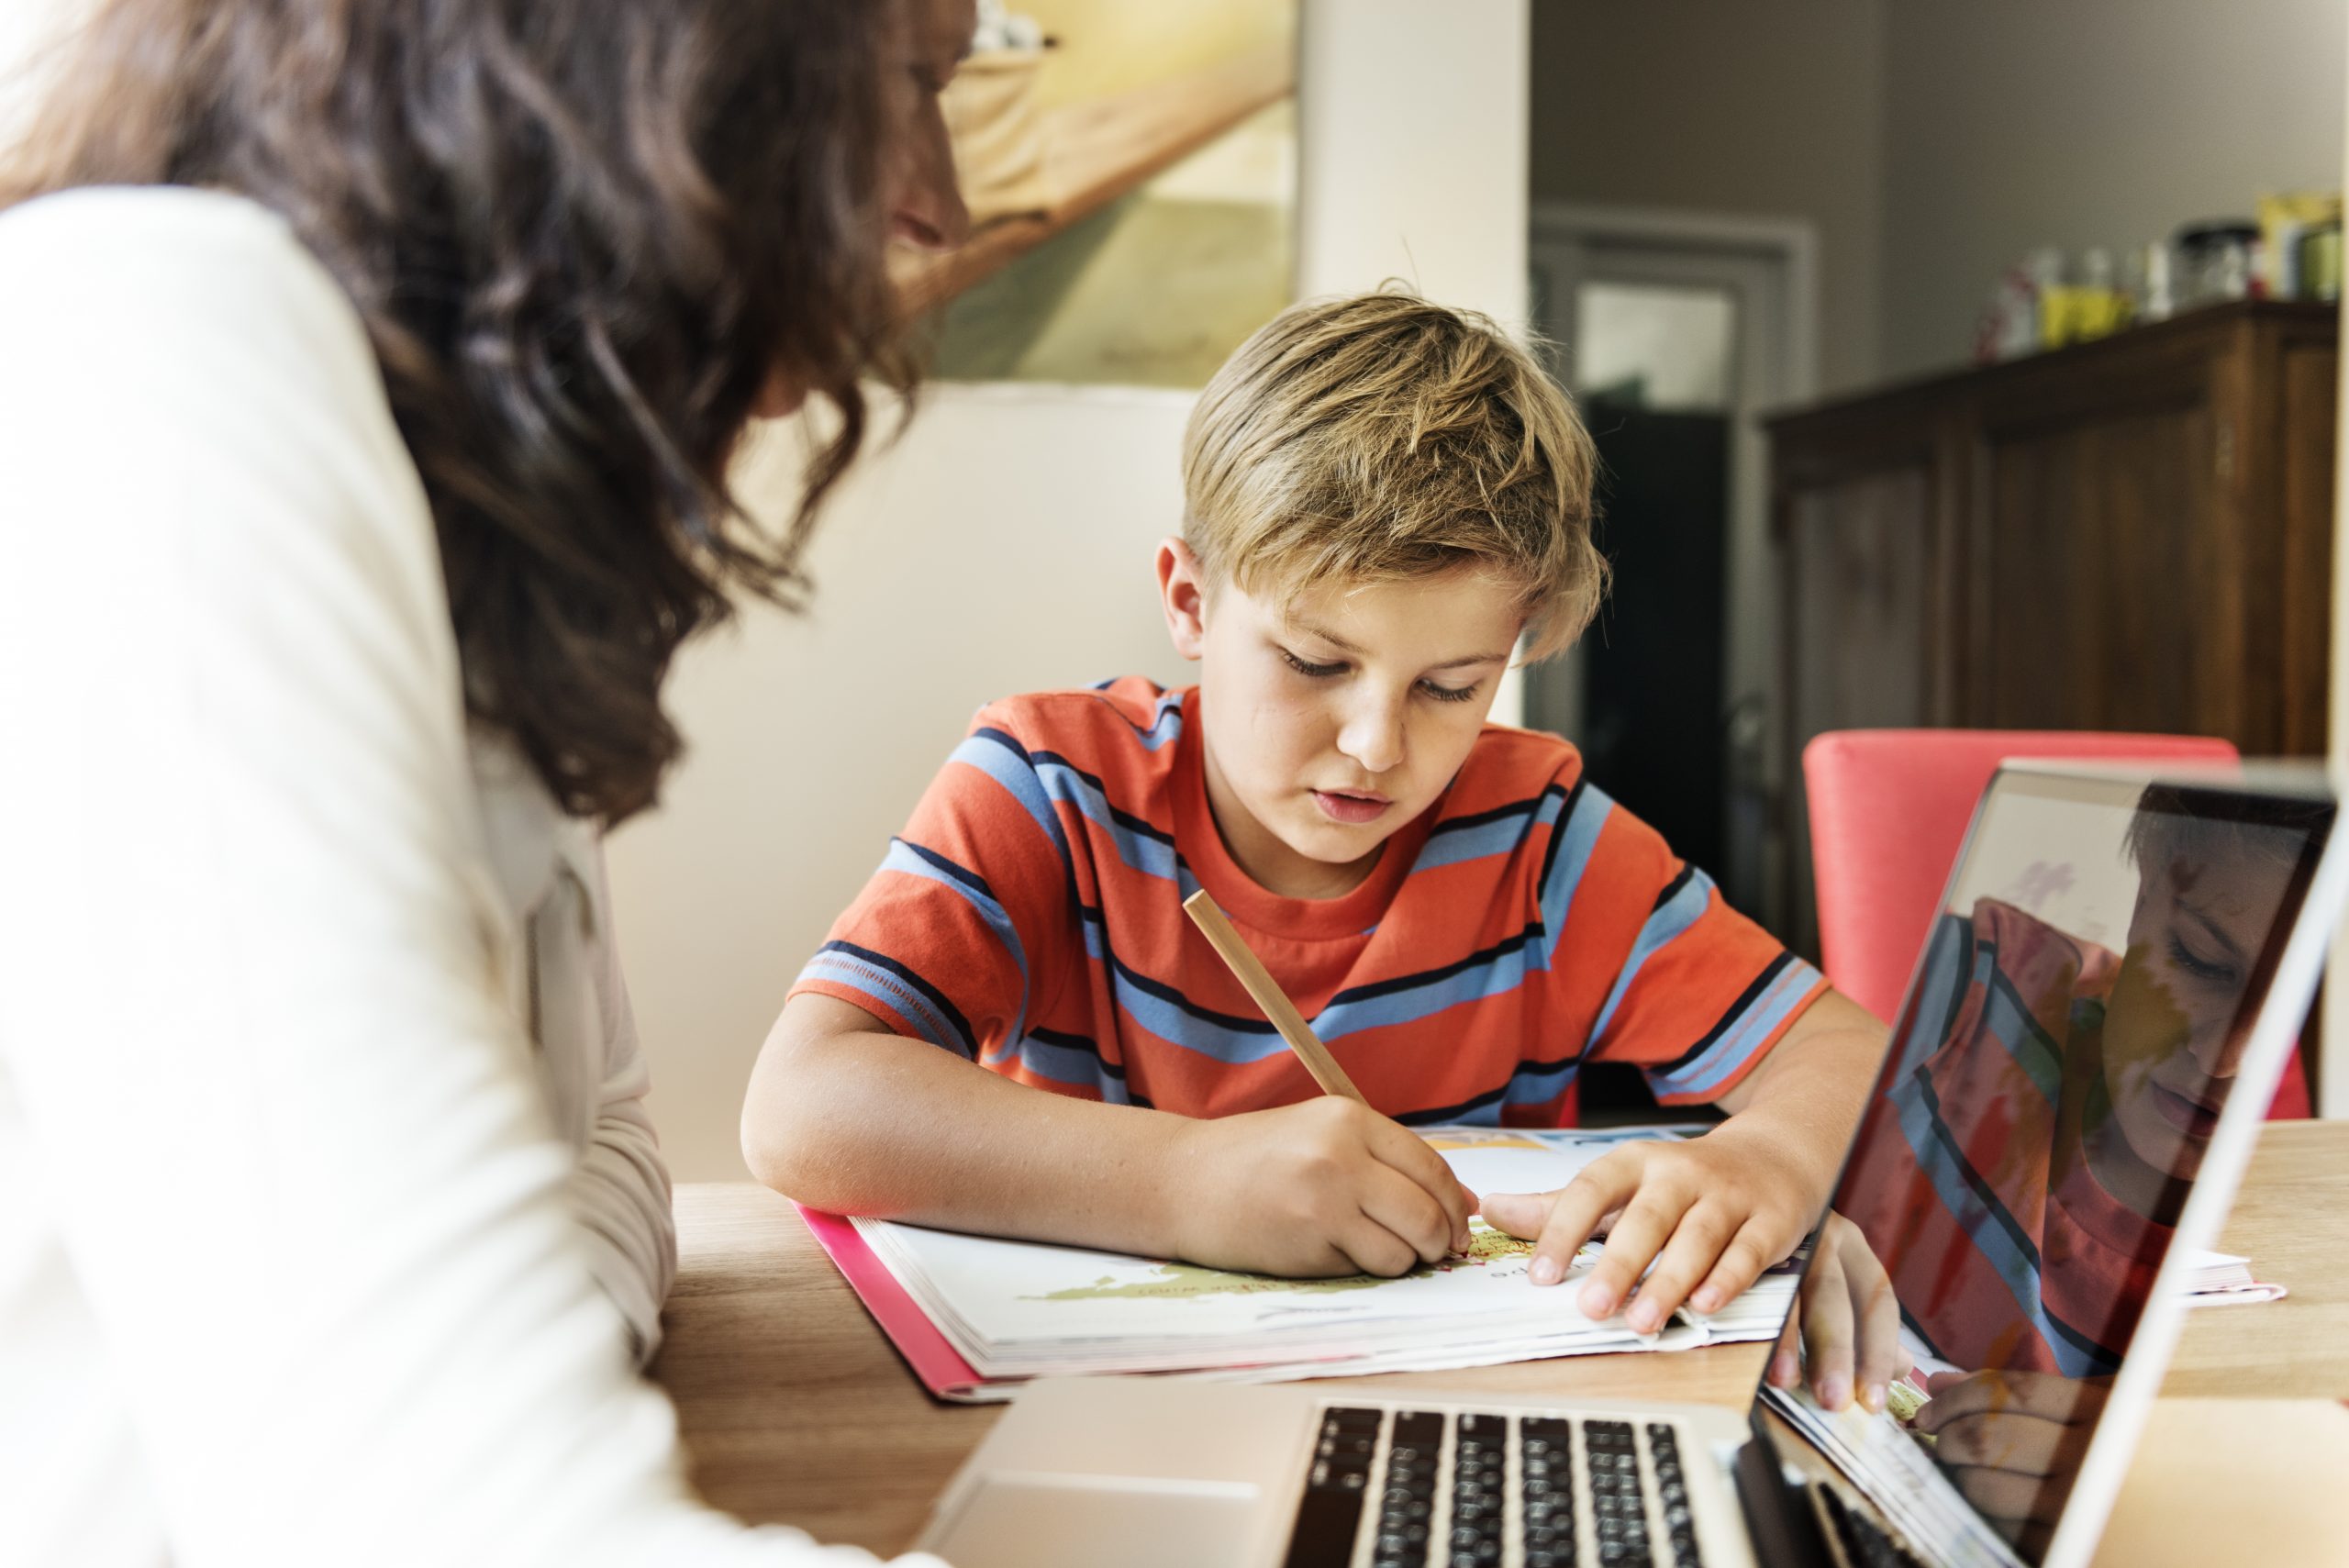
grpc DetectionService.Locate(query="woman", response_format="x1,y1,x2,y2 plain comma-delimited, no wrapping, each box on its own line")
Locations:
0,1,969,1562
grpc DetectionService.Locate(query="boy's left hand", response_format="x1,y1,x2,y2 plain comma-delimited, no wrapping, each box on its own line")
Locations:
1481,988,1883,1333
1478,1121,1821,1331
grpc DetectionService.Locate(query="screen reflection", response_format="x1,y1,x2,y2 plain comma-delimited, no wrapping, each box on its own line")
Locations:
1787,778,2326,1561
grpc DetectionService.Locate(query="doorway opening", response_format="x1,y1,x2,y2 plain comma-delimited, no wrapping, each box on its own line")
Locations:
1527,204,1819,931
1527,206,1819,1122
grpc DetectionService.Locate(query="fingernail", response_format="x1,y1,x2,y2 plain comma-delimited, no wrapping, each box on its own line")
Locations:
1531,1255,1562,1286
1770,1351,1798,1387
1629,1303,1659,1332
1691,1285,1722,1313
1862,1383,1886,1414
1820,1373,1850,1410
1579,1283,1614,1318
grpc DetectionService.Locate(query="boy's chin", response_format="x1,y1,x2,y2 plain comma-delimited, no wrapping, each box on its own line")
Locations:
1276,816,1401,867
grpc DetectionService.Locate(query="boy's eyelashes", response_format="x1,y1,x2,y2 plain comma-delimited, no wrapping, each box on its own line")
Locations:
2165,930,2240,990
1278,647,1348,679
1275,646,1482,704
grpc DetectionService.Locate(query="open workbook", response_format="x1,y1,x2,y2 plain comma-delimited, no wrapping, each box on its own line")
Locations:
800,1124,1800,1402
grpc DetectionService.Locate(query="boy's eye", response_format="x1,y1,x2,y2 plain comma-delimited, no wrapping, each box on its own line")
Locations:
2166,931,2239,988
1419,680,1479,705
1279,648,1347,679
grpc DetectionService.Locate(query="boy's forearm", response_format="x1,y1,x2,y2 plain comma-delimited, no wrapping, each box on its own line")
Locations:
741,1001,1192,1256
1711,990,1887,1197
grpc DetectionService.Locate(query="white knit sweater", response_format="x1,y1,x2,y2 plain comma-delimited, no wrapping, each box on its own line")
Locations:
0,186,938,1568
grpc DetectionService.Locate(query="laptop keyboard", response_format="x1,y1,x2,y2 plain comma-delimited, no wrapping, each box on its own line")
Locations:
1284,1405,1705,1568
1810,1482,1927,1568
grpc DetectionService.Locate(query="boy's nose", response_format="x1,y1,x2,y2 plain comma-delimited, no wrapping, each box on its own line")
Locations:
1336,703,1406,775
2188,1020,2254,1081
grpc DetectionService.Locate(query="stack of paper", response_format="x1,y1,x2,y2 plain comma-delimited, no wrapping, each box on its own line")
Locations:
806,1125,1799,1402
2180,1247,2288,1307
1762,1385,2023,1568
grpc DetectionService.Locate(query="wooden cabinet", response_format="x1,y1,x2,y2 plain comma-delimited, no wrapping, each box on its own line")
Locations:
1766,301,2338,961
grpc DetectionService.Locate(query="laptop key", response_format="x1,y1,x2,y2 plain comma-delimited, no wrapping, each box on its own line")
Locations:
1285,1409,1387,1568
1283,1487,1364,1568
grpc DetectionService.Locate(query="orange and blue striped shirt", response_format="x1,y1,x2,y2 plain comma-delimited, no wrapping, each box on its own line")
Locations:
1838,900,2161,1378
790,679,1828,1124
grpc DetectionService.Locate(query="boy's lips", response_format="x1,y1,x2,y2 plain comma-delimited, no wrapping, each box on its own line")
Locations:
1311,788,1392,825
2148,1077,2223,1140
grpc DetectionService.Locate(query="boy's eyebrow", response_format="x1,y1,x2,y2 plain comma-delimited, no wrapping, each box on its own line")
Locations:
1286,617,1511,670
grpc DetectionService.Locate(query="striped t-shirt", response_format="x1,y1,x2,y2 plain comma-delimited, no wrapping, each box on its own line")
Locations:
1837,900,2164,1378
790,679,1827,1125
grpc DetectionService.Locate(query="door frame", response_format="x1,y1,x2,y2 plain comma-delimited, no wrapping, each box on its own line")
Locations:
1528,201,1820,928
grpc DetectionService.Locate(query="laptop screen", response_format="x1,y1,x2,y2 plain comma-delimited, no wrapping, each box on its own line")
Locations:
1756,766,2332,1565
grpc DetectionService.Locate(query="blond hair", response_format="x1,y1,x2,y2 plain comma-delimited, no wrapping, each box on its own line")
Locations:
1180,288,1605,662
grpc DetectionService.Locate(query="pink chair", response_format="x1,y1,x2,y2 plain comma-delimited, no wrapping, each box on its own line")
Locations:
1802,728,2310,1119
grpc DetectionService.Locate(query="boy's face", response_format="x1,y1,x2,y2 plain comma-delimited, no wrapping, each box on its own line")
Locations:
2098,841,2294,1190
1157,539,1523,899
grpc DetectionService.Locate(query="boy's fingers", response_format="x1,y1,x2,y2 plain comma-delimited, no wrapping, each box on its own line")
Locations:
1947,1463,2048,1528
1914,1369,2085,1431
1854,1252,1905,1412
1620,1202,1737,1332
1332,1209,1423,1279
1357,1163,1455,1266
1522,1160,1639,1292
1767,1311,1802,1390
1475,1188,1552,1240
1687,1223,1772,1316
1801,1248,1856,1411
1575,1192,1678,1319
1365,1118,1475,1248
1934,1411,2063,1475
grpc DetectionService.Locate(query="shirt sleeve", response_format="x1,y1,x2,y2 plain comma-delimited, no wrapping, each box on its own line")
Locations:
569,841,678,1366
0,189,938,1567
789,707,1076,1065
1564,790,1828,1106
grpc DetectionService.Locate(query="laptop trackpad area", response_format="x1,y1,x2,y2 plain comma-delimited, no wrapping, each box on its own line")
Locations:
926,1473,1262,1567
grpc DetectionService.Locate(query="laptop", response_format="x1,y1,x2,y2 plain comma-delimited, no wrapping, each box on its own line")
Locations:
911,762,2347,1568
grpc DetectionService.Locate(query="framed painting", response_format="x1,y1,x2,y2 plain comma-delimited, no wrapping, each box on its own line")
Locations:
902,0,1299,389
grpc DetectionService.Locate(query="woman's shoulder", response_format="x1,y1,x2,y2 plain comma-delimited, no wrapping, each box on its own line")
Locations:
2,184,319,302
1,183,334,272
0,186,383,409
1,184,429,553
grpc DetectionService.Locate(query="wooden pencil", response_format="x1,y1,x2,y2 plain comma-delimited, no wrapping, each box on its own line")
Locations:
1181,887,1367,1105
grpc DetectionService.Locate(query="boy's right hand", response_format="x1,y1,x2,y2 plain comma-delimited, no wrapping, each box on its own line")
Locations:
1159,1098,1478,1278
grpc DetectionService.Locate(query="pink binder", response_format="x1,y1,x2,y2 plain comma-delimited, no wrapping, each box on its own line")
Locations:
795,1205,1004,1402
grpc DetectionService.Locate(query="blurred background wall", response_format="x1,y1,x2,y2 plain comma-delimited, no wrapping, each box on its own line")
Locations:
608,0,1534,1181
1878,0,2347,379
1527,1,1887,397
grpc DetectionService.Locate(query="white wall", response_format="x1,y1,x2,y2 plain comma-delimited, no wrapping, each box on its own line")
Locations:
1880,0,2348,380
607,393,1192,1181
609,0,1535,1181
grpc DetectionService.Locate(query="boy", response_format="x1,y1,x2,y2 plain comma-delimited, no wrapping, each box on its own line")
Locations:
744,290,1887,1394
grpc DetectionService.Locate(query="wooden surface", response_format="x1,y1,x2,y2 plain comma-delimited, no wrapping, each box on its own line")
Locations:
651,1120,2349,1560
2159,1118,2349,1396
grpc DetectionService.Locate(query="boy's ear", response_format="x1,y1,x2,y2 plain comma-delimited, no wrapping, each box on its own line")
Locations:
1156,537,1209,662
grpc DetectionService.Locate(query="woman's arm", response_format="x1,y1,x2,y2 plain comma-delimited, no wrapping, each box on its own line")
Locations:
0,188,930,1567
569,863,679,1363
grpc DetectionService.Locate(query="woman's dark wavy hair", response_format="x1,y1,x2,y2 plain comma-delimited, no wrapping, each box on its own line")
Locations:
5,0,909,823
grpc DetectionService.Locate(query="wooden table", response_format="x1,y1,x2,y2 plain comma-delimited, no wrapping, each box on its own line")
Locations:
651,1121,2349,1559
